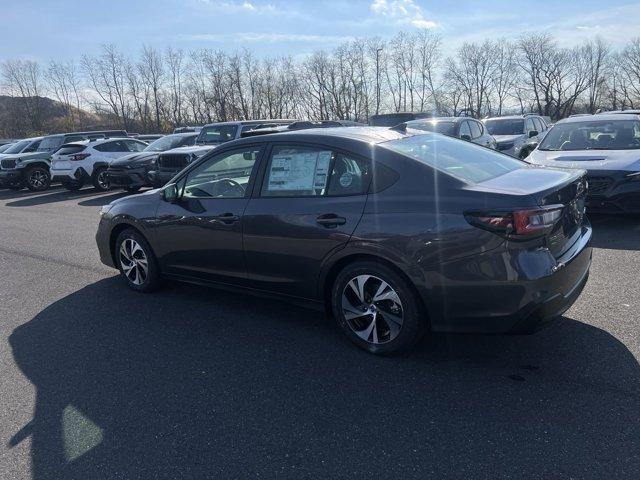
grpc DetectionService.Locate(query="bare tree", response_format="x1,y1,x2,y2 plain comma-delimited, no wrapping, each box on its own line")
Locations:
2,59,45,132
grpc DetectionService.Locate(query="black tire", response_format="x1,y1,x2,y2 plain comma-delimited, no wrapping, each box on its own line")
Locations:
92,167,110,191
125,186,141,193
115,229,161,293
331,261,426,355
24,165,51,191
61,179,83,191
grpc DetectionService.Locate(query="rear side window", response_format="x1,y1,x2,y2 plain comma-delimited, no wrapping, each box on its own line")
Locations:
458,122,472,139
469,121,482,139
94,141,128,152
261,145,370,197
383,134,525,184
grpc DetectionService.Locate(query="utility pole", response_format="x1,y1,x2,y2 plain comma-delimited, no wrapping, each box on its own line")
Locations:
375,47,383,116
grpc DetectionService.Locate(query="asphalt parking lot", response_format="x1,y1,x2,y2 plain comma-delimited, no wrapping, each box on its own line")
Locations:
0,186,639,480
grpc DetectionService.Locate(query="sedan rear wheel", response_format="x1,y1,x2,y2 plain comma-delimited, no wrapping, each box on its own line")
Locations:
332,261,426,354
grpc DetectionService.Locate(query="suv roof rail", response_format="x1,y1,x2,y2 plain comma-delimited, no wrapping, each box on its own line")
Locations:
522,113,538,117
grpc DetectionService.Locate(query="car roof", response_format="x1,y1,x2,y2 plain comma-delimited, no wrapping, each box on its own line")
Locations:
230,126,407,147
202,119,295,128
407,117,469,124
483,115,529,121
557,113,640,124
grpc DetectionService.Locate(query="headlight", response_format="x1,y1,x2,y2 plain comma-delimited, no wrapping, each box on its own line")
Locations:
626,172,640,181
99,204,114,216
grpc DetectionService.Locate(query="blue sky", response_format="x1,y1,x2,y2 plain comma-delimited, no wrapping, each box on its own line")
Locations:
2,0,640,61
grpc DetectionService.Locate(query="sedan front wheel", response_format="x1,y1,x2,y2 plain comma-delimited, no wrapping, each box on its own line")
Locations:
115,229,161,292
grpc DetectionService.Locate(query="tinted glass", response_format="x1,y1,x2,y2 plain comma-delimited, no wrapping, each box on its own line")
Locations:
0,144,12,153
94,141,121,152
469,121,482,139
538,120,640,151
56,145,86,155
38,136,64,152
383,133,526,183
326,153,370,196
406,121,456,136
144,134,196,152
126,140,146,152
484,119,525,136
183,147,260,198
458,121,472,138
4,140,31,154
533,118,544,132
24,140,41,152
262,146,333,197
197,125,239,144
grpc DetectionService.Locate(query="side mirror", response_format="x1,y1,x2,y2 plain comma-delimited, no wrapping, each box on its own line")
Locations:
162,183,179,203
528,130,539,138
460,134,471,141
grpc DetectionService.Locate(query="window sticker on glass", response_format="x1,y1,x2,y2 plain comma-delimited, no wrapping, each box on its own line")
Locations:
268,150,332,191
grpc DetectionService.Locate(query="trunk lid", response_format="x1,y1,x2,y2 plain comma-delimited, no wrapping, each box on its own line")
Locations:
477,166,588,258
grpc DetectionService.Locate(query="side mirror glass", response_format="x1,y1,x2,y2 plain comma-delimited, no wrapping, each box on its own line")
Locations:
460,134,471,141
162,183,179,203
529,130,539,138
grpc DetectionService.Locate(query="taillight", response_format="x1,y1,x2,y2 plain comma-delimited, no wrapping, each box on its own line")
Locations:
465,205,563,238
70,153,91,161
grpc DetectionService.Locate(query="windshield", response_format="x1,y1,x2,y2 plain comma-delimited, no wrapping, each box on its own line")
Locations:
539,120,640,151
484,119,524,136
197,125,239,144
406,121,456,136
4,140,32,154
145,134,195,152
38,136,64,152
383,133,525,183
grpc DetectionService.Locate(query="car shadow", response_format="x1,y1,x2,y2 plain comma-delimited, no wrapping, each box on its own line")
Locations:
0,185,63,200
588,213,640,250
6,188,114,207
9,278,640,479
77,191,131,207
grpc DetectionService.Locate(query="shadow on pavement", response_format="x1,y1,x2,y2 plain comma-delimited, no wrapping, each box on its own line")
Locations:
588,213,640,251
6,188,114,207
9,278,640,479
77,191,131,207
0,185,62,201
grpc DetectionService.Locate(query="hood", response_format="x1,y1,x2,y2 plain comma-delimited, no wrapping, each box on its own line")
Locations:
162,145,217,155
527,148,640,172
109,151,158,167
1,151,50,161
493,134,523,144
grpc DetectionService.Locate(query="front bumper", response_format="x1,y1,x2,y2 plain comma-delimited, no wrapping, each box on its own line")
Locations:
108,166,153,189
427,223,593,334
584,170,640,214
0,168,23,186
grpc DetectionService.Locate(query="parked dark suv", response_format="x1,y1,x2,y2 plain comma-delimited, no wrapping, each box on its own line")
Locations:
97,127,592,354
108,133,197,192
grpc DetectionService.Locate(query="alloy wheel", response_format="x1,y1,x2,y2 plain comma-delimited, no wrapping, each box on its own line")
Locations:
97,170,110,190
341,274,403,344
28,169,48,188
119,238,149,286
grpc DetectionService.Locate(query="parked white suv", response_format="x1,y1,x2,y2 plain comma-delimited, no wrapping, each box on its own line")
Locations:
51,137,147,191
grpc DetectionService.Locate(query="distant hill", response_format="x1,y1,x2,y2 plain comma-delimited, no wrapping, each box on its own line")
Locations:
0,95,109,138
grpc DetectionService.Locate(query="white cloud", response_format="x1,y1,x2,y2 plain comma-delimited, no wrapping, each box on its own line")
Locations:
370,0,437,29
197,0,276,14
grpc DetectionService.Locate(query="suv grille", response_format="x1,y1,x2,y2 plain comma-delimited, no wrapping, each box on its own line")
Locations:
587,176,613,196
1,159,16,169
158,153,189,170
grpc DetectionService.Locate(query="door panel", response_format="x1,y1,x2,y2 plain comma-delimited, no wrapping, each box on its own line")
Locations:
152,145,264,284
243,144,370,299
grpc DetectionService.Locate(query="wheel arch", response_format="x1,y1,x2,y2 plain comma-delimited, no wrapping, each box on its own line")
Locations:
108,221,152,267
320,252,430,327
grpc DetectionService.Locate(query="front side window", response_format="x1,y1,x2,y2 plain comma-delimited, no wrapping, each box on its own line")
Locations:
183,147,261,199
261,145,370,197
538,120,640,151
382,134,525,184
94,141,123,152
125,140,146,152
469,121,482,139
484,119,525,136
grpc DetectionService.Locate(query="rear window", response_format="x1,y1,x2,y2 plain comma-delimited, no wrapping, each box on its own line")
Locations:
197,125,239,144
56,145,87,155
484,119,525,136
407,121,456,136
383,134,525,183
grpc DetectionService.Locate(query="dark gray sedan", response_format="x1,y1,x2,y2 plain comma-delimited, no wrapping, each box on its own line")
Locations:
96,127,592,354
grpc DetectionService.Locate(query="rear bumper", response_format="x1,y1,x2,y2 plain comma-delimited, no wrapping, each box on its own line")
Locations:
51,166,88,183
427,223,593,334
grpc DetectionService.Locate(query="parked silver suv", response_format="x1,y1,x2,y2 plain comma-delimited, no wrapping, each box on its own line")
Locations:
483,114,550,159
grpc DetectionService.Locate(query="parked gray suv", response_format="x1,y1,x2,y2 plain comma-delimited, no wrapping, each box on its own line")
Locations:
483,114,549,159
398,117,497,149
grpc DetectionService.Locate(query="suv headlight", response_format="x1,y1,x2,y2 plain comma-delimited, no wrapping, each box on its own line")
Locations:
99,204,114,216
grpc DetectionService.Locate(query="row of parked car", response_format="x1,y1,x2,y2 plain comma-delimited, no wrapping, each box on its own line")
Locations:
1,111,639,215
